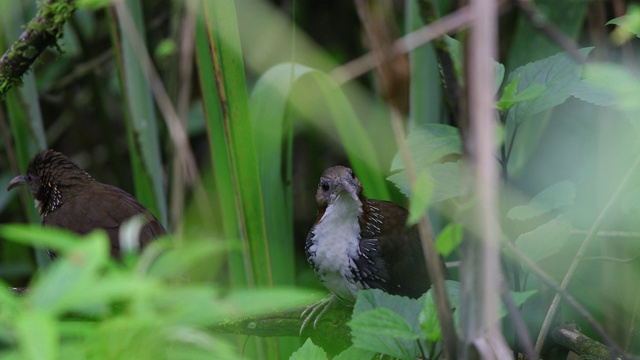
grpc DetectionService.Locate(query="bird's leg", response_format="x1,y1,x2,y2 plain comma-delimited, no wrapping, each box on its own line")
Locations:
299,293,336,335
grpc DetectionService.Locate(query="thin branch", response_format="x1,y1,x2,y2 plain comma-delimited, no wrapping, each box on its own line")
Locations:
500,282,536,359
352,1,458,356
503,241,623,355
331,5,475,85
534,151,640,353
0,0,76,97
460,0,512,357
389,108,458,360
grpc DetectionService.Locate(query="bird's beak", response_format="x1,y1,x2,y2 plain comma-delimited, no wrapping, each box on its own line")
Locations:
7,175,26,191
341,179,360,202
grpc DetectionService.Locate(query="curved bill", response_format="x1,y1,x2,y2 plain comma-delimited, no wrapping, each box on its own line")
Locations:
7,175,26,191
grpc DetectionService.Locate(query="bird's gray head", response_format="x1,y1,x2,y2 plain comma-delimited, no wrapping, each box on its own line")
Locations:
315,166,362,207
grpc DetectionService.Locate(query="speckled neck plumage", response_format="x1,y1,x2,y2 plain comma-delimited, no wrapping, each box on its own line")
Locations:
28,150,93,219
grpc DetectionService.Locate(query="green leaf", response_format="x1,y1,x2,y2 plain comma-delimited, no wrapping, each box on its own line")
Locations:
435,223,463,257
350,312,420,359
390,124,462,172
498,74,520,111
516,216,572,263
350,308,421,340
16,311,58,360
506,48,593,125
333,346,375,360
583,63,640,112
289,339,327,360
0,224,80,254
497,75,546,112
25,231,110,314
418,292,441,341
507,181,576,220
389,160,464,203
351,290,424,359
407,171,432,225
498,290,538,320
607,4,640,44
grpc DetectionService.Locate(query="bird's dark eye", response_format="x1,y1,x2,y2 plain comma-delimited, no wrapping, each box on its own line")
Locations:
321,181,330,192
349,169,355,179
26,173,33,181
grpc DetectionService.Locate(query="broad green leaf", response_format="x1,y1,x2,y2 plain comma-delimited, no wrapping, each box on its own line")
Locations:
351,289,424,359
350,310,420,359
607,4,640,44
500,290,537,318
583,63,640,112
418,292,441,341
387,115,464,208
498,74,520,111
506,48,593,126
198,0,273,289
507,181,576,220
333,346,375,360
0,224,80,254
516,216,572,263
16,311,58,360
407,171,432,225
25,232,110,314
289,339,327,360
390,124,462,172
350,308,421,340
435,223,463,257
389,160,464,203
497,75,546,112
194,7,245,286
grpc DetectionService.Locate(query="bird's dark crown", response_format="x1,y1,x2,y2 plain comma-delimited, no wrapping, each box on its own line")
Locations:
10,150,93,217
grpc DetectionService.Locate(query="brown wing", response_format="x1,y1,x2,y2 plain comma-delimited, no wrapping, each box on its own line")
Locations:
44,183,165,258
359,199,431,298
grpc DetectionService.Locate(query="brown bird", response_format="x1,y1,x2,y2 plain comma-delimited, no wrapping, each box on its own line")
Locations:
302,166,442,329
7,150,166,259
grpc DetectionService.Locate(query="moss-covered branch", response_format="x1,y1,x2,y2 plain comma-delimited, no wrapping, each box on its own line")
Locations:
551,323,614,360
0,0,77,97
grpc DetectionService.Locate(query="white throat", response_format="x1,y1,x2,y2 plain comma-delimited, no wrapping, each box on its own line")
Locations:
309,193,363,301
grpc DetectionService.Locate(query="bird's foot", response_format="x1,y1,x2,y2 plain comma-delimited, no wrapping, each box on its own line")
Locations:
299,294,336,335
